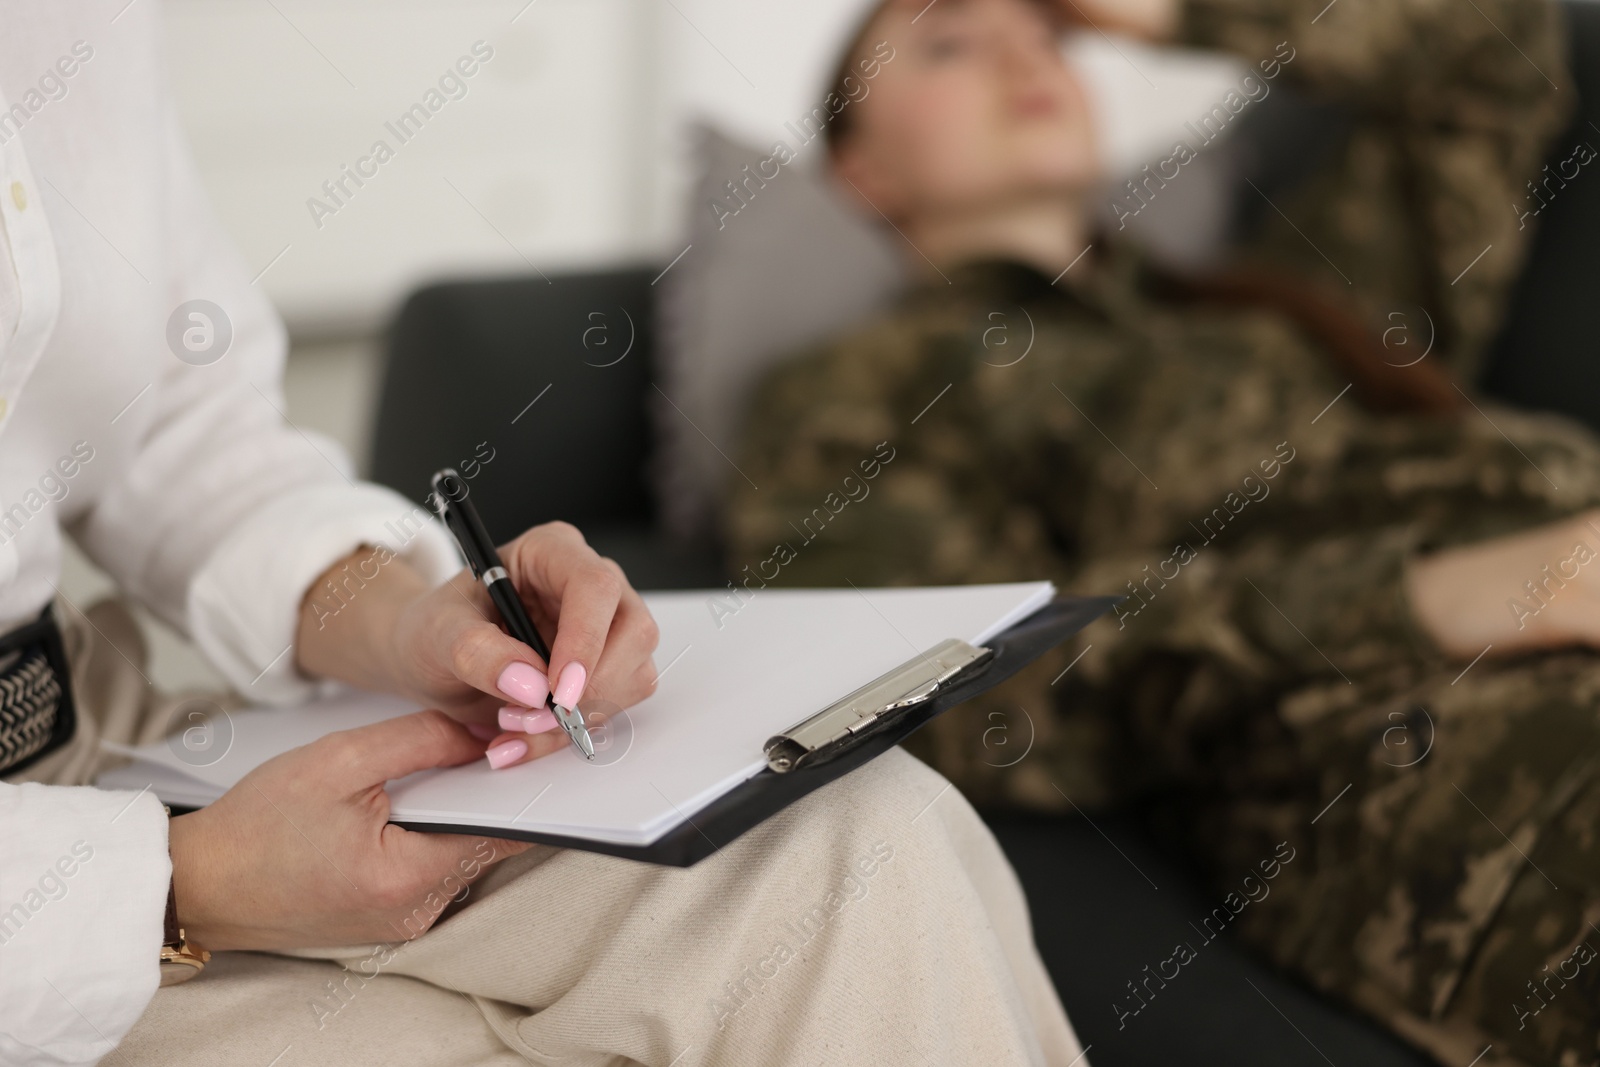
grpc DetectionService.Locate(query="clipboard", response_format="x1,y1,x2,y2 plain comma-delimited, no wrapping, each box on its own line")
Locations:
393,595,1115,866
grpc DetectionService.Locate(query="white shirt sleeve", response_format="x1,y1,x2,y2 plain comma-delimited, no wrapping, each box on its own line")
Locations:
0,784,167,1066
69,99,458,703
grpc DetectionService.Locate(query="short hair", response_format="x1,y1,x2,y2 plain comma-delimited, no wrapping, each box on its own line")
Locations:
821,0,892,157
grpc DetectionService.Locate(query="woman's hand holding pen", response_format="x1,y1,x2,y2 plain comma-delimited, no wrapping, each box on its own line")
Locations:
296,521,661,770
165,522,656,954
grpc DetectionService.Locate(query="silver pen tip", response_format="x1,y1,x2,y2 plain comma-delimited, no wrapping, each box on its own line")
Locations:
555,703,596,760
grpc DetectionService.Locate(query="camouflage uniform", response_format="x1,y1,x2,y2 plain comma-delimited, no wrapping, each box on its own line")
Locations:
723,0,1600,1063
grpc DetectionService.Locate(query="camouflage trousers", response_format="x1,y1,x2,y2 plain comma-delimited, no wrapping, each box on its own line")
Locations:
908,646,1600,1067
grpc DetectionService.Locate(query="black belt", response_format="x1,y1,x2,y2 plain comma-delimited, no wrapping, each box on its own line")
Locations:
0,605,76,777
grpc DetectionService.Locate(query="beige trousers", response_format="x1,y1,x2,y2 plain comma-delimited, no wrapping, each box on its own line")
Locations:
25,601,1083,1067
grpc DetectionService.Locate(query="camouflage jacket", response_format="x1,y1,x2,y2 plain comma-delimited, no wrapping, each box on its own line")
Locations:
723,5,1600,1058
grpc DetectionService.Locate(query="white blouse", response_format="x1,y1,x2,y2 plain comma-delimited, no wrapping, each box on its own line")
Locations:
0,5,456,1063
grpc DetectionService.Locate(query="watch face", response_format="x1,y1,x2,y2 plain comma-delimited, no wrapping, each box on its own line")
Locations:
159,958,204,986
159,938,209,987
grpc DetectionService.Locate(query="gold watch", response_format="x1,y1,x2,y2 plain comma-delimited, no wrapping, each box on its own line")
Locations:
161,809,209,986
160,876,210,985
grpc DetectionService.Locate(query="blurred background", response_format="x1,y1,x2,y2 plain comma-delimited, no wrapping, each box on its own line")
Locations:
63,0,1256,690
70,0,1600,698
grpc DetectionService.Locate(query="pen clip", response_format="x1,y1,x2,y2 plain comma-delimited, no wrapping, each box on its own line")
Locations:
429,468,467,513
430,468,497,579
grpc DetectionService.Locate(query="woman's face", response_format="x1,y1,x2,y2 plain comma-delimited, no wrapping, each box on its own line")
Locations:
834,0,1101,221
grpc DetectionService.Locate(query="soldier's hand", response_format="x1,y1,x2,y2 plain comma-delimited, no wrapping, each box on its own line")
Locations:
1051,0,1178,40
882,0,1177,41
1405,509,1600,659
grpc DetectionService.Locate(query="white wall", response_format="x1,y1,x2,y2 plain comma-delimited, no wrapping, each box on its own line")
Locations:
166,0,667,334
167,0,892,335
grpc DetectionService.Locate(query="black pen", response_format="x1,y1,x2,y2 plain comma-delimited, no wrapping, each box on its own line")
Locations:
429,469,595,760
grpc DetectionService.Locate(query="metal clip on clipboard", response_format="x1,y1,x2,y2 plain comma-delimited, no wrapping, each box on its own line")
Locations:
764,638,995,774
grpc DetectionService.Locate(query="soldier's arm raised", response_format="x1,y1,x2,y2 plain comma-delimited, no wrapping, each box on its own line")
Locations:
1172,0,1569,378
1175,0,1567,116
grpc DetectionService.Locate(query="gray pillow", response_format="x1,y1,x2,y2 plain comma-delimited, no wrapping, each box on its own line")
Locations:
652,123,907,541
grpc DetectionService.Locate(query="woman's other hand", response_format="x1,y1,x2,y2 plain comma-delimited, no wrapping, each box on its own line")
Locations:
167,710,531,951
296,522,660,769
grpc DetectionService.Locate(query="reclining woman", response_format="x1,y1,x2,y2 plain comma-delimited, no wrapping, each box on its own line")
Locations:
725,0,1600,1062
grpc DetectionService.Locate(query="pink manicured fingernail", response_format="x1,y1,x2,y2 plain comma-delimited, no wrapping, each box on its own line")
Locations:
485,738,528,770
498,705,559,734
497,662,549,707
466,722,500,741
553,662,586,708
